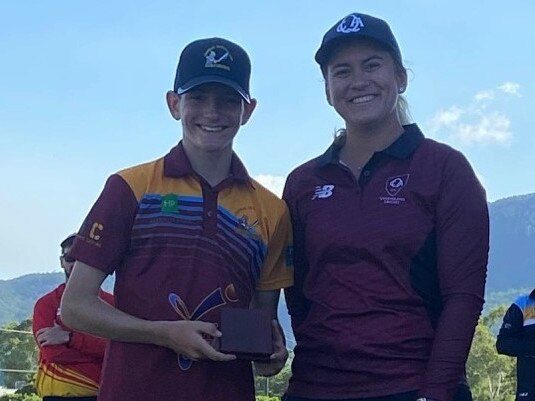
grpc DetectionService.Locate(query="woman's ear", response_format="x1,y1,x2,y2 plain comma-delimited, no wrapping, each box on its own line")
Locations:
396,68,408,95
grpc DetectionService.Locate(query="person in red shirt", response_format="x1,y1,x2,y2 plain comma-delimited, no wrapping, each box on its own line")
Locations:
33,233,114,401
283,12,489,401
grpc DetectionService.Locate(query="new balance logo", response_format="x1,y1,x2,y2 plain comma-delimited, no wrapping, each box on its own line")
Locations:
312,185,335,200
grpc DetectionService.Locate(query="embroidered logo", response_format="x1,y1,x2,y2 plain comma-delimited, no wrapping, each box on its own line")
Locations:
386,174,410,196
89,222,103,240
78,220,103,248
234,215,261,241
204,45,232,71
337,14,364,34
380,174,410,205
161,193,179,213
312,185,335,200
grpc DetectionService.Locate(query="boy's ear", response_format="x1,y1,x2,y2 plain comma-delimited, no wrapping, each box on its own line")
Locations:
240,98,257,125
166,90,181,120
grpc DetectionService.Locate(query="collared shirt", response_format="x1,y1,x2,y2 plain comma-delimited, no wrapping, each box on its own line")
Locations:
71,142,293,401
33,283,113,397
283,124,488,401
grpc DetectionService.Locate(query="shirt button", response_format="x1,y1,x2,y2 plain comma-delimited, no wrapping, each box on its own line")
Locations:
207,211,214,217
363,170,371,177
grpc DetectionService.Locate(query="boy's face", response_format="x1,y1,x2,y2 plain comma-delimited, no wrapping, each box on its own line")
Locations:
167,83,256,153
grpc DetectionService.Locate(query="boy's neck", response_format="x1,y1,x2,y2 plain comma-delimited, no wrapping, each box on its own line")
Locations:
182,141,234,188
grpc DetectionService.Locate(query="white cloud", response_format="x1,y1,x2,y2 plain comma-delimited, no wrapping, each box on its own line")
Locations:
474,90,494,102
253,174,286,197
457,112,511,145
498,81,520,95
427,82,518,146
427,106,464,138
433,106,464,126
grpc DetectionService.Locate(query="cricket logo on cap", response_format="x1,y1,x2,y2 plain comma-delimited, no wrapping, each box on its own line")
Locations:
204,45,232,71
337,14,364,34
385,174,410,197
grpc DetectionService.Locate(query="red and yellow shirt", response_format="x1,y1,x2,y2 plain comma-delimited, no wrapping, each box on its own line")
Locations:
33,283,113,397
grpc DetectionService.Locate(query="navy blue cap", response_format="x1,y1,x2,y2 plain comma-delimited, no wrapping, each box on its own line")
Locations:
315,13,402,67
173,37,251,103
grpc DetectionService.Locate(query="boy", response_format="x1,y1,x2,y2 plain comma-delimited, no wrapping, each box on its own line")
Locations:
61,37,293,401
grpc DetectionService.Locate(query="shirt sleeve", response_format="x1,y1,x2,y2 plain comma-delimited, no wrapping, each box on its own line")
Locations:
496,302,535,356
420,150,489,401
282,174,311,337
256,200,294,291
33,291,107,364
32,293,59,343
70,174,138,274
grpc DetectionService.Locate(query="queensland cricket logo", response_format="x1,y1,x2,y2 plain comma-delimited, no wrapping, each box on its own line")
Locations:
169,284,239,370
385,174,410,196
337,14,364,34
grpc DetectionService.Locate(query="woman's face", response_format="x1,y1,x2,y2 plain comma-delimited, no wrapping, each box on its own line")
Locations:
324,40,407,131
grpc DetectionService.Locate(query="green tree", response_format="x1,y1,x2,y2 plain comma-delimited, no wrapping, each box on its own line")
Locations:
255,364,291,398
0,319,37,389
467,306,516,401
0,394,40,401
255,352,293,399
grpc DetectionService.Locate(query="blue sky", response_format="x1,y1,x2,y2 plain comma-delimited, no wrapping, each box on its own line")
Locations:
1,1,534,279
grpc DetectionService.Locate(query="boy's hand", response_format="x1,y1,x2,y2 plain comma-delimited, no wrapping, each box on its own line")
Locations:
157,320,236,362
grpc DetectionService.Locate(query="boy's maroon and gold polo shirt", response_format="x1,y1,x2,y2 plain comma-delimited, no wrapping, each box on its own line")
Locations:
70,142,293,401
283,124,488,401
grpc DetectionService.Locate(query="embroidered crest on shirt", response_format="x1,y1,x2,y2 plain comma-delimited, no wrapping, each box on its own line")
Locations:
234,215,261,241
380,174,410,205
312,184,335,200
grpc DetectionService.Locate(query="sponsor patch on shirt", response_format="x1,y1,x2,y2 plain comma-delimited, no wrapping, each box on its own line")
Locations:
161,193,180,213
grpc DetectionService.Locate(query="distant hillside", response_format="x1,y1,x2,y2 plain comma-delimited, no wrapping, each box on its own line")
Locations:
0,272,64,324
488,193,535,291
0,272,114,326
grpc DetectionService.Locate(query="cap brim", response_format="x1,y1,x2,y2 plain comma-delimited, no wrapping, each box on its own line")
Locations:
176,75,251,103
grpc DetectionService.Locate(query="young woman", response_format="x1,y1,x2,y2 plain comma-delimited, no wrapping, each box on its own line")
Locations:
283,12,489,401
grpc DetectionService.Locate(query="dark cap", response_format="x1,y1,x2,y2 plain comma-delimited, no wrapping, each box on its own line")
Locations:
173,37,251,103
315,13,402,67
60,233,77,249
